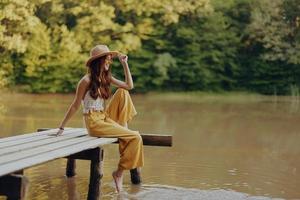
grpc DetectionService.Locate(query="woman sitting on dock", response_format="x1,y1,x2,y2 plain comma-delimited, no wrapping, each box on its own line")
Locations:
53,44,144,193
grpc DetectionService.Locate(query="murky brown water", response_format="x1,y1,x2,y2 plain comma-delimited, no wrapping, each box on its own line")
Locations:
0,92,299,200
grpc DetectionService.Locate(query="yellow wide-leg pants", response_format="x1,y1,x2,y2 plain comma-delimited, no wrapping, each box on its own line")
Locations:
84,88,144,170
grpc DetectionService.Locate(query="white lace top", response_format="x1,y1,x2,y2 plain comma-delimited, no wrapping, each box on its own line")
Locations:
82,91,105,114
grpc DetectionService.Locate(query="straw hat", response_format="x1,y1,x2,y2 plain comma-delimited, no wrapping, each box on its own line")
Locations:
86,45,119,67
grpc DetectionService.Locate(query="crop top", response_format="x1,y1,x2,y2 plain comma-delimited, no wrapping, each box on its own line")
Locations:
81,91,104,114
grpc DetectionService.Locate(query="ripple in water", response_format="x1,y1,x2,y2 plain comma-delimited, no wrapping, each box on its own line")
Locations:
101,184,283,200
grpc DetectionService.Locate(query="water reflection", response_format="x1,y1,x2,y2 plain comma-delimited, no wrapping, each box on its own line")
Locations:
21,176,30,200
0,92,300,199
66,177,81,200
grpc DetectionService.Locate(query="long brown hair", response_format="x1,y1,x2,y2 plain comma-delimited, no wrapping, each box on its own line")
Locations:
87,56,112,100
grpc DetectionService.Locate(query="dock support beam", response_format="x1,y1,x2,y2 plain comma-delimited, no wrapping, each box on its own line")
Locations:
87,147,103,200
66,158,76,177
0,171,27,200
130,168,141,184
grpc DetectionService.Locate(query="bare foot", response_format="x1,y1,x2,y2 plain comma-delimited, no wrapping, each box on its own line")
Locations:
112,170,123,193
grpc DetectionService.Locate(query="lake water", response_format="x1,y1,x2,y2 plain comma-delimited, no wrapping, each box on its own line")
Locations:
0,92,299,200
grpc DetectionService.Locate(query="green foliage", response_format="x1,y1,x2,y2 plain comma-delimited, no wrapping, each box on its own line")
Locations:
0,0,299,95
246,0,300,64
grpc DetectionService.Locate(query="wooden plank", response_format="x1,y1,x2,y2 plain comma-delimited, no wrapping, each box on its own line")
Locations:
0,128,82,148
0,128,71,143
140,134,172,146
0,130,88,156
113,134,173,147
37,128,173,147
0,136,94,165
0,137,117,176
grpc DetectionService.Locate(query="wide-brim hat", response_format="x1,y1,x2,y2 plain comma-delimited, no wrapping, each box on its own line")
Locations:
86,44,119,67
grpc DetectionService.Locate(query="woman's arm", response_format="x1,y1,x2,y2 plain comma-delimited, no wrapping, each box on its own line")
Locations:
50,76,89,136
111,55,134,90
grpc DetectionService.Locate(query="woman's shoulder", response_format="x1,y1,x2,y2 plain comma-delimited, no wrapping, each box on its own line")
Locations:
79,74,91,85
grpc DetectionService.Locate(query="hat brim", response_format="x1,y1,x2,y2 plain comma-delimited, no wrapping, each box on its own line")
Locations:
86,51,119,67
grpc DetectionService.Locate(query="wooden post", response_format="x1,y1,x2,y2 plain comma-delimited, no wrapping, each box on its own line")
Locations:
0,174,23,200
130,168,141,184
66,158,76,177
87,147,103,200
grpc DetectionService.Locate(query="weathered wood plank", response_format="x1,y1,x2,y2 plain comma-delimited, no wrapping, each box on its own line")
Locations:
141,134,172,146
114,134,173,147
37,128,173,147
0,136,94,165
0,131,87,156
0,138,117,176
0,128,72,144
0,129,84,149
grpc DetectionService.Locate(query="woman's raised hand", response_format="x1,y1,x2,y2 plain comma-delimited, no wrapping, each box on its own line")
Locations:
118,54,128,64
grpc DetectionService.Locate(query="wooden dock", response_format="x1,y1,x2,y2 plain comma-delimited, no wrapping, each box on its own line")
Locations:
0,128,172,200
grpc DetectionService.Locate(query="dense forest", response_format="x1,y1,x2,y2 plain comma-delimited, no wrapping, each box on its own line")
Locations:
0,0,299,94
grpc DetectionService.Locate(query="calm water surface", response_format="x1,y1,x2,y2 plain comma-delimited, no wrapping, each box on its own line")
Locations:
0,92,299,200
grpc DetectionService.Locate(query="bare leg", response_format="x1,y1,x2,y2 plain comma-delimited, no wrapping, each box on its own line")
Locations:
112,122,127,193
112,168,123,193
